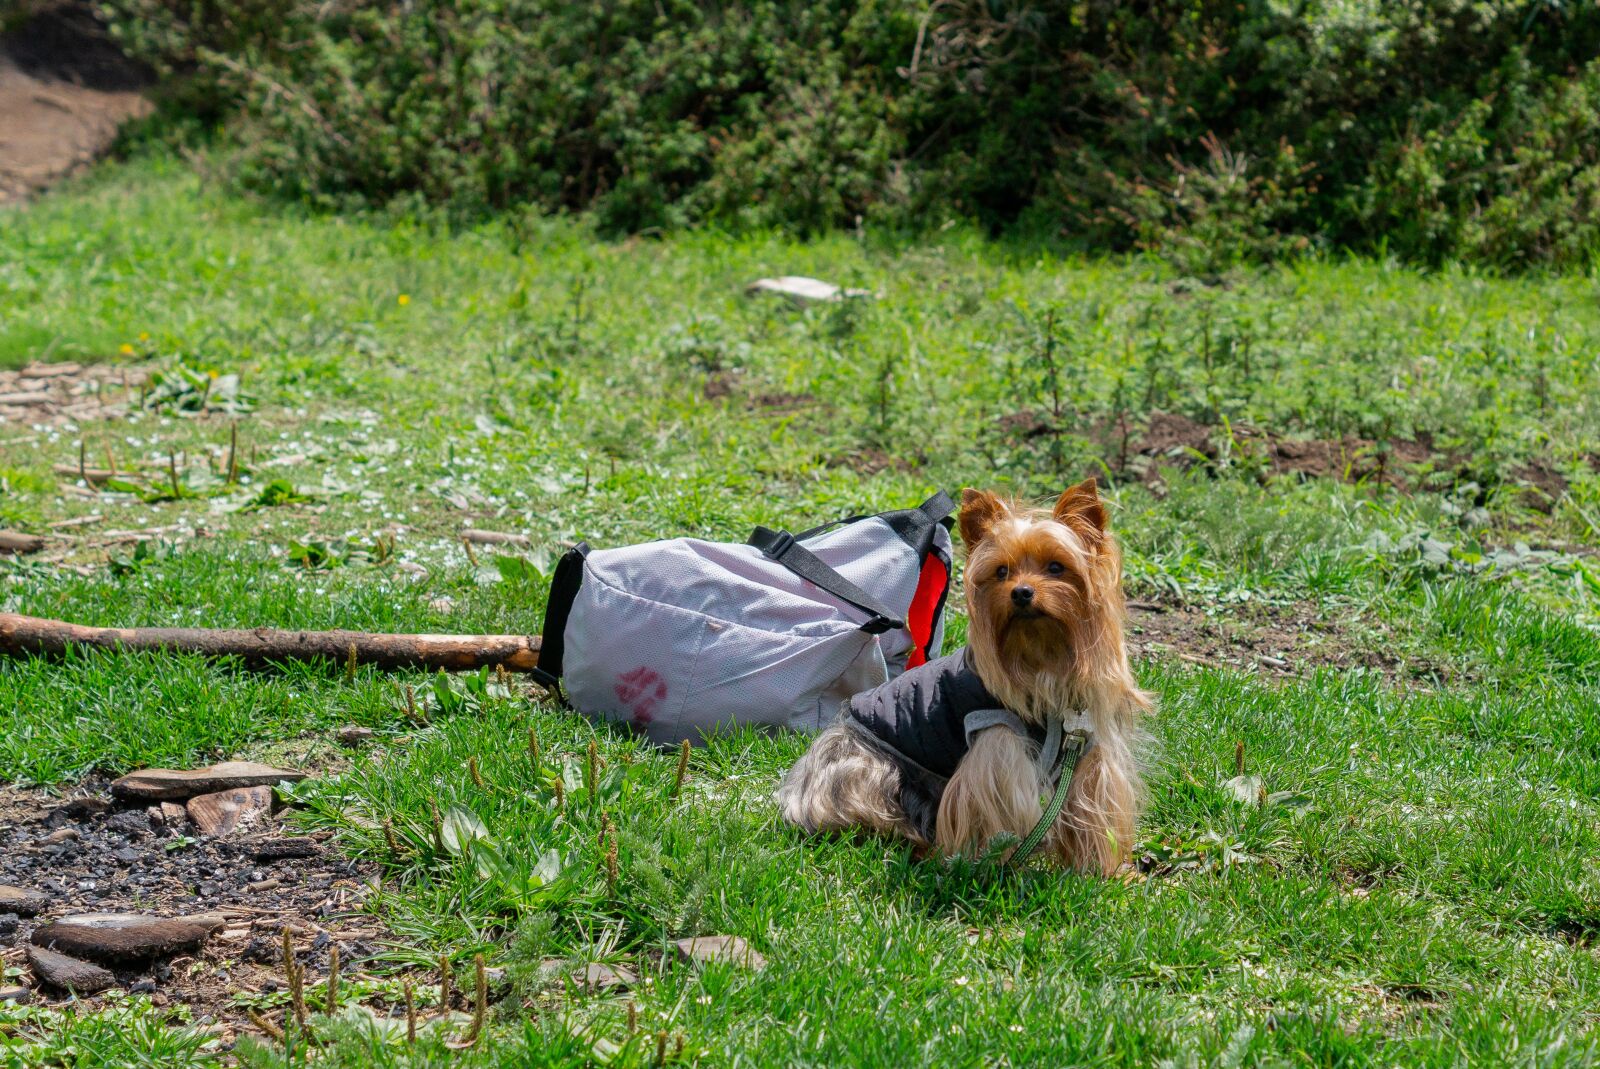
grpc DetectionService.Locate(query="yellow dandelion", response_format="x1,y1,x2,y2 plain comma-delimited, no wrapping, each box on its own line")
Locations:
397,294,411,307
208,369,219,379
119,343,135,356
137,332,150,342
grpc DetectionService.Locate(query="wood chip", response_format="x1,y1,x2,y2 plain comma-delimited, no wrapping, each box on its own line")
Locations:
186,785,274,837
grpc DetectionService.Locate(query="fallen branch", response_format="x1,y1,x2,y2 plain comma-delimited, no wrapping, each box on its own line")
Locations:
0,612,542,673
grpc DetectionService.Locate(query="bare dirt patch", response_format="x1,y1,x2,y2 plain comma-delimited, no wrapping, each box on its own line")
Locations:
1108,412,1442,490
1126,597,1446,683
0,3,151,204
0,780,386,1042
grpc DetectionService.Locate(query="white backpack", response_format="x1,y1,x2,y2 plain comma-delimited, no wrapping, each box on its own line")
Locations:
535,493,955,746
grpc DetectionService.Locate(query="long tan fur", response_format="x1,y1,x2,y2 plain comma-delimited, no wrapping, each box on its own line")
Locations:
779,479,1152,876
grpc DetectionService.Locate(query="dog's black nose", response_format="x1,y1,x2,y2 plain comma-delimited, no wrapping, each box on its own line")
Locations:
1011,585,1034,606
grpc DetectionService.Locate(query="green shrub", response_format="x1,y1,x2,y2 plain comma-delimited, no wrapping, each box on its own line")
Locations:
98,0,1600,266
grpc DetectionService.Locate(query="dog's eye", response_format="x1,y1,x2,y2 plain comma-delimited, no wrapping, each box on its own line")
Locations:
995,565,1009,580
1047,561,1065,575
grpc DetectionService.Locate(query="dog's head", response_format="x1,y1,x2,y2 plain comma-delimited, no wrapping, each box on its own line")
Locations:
958,479,1127,695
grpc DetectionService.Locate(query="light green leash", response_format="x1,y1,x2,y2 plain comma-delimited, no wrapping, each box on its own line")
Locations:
1007,729,1088,868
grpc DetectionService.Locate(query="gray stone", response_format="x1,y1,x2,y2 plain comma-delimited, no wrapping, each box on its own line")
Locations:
745,276,873,303
673,935,767,970
0,885,49,917
578,962,636,991
336,725,376,748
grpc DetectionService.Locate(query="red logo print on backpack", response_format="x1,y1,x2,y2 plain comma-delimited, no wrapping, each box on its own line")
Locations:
614,667,667,724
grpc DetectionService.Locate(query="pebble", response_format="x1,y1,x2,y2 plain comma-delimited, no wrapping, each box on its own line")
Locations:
336,725,375,747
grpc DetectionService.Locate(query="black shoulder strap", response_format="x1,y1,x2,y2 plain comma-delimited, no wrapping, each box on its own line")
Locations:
532,542,588,695
747,527,906,635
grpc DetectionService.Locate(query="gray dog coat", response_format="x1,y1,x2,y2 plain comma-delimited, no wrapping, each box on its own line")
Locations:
842,647,1087,796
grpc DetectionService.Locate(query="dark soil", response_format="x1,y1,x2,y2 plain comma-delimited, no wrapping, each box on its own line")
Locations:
0,779,387,1043
1126,597,1448,684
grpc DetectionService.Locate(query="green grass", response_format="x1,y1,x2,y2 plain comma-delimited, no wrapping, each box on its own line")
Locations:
3,154,1600,1065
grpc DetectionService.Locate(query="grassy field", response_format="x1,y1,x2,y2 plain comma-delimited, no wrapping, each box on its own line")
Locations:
3,155,1600,1066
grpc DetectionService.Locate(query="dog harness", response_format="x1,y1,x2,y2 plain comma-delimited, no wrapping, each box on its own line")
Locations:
843,647,1092,865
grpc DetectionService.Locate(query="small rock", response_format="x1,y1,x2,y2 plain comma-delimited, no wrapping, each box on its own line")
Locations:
110,761,308,802
0,913,19,936
0,986,30,1003
245,837,322,861
110,809,152,838
0,885,50,917
59,797,113,820
45,828,80,845
187,786,273,837
427,596,455,614
32,912,228,963
27,945,116,994
336,725,375,748
246,878,281,893
112,848,142,866
129,979,157,994
745,276,873,303
673,935,766,970
578,962,636,991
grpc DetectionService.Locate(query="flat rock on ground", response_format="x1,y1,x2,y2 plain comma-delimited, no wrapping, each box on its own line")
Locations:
745,276,873,302
0,884,50,916
32,911,227,963
27,944,116,994
187,786,273,837
110,761,306,802
674,935,767,970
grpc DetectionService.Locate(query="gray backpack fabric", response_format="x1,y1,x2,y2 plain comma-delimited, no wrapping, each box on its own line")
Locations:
535,493,955,746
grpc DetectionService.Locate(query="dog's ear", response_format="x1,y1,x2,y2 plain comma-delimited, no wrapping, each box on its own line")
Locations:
1054,477,1108,542
958,488,1008,552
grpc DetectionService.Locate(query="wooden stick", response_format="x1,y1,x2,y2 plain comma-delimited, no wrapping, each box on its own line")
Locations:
0,612,543,672
460,529,531,547
0,532,47,555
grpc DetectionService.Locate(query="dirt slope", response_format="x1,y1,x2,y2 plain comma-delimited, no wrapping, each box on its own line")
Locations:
0,3,150,203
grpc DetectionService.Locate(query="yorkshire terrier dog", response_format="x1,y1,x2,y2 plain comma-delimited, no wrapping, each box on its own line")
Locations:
776,479,1152,874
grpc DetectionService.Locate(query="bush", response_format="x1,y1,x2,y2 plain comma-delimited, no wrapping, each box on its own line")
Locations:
98,0,1600,266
